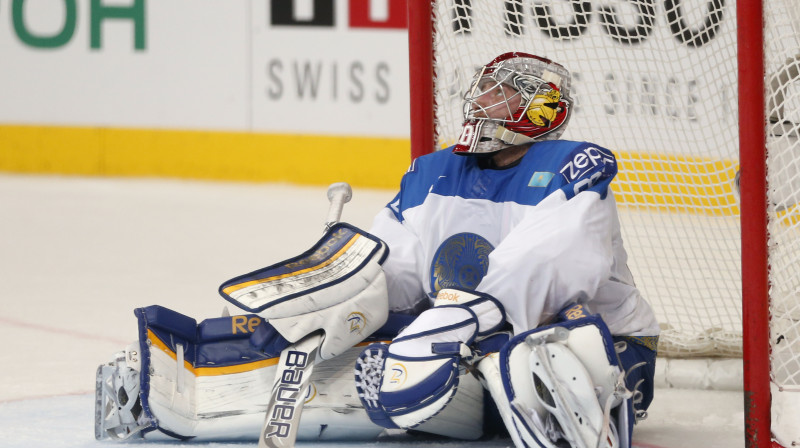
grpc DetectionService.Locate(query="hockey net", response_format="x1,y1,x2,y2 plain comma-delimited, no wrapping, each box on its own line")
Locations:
409,0,800,445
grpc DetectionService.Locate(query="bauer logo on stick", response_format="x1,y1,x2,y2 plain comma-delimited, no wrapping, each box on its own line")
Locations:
264,350,309,440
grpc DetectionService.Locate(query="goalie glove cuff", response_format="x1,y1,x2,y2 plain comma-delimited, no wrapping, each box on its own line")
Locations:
432,288,507,337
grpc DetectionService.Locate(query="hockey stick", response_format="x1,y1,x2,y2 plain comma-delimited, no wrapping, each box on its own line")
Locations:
258,182,353,448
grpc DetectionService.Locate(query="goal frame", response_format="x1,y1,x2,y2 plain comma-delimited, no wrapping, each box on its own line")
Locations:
407,0,773,446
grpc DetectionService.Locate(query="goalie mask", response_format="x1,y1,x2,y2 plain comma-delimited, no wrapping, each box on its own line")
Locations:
453,52,572,155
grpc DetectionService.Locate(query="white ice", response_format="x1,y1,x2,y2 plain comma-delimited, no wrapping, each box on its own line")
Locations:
0,174,744,447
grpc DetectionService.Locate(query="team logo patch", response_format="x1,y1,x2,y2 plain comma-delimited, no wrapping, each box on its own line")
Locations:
430,233,495,293
528,171,555,187
347,312,367,334
526,89,562,127
389,363,407,386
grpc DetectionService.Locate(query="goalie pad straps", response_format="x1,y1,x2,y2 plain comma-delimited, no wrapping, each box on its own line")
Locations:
488,316,634,448
219,223,390,360
354,288,506,440
97,305,389,442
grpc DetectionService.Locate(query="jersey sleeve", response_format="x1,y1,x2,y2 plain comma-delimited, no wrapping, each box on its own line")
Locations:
476,144,620,333
368,188,428,315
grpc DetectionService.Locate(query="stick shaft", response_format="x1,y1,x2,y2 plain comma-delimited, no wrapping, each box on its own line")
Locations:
325,182,352,230
258,182,352,447
258,333,323,448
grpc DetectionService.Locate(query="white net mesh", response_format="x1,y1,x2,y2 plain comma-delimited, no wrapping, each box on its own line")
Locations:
765,3,800,394
425,3,800,439
431,0,744,358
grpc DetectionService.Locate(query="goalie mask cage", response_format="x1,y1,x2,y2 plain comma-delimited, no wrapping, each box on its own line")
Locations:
407,1,800,446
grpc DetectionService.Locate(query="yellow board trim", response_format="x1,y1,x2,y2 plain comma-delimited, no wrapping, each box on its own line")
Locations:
0,125,411,189
147,329,279,377
221,233,361,296
8,124,794,221
612,151,740,217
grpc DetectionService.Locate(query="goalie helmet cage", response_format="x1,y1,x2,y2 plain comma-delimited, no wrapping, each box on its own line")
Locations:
407,1,800,447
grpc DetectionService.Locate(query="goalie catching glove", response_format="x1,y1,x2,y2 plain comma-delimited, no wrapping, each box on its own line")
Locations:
354,288,507,440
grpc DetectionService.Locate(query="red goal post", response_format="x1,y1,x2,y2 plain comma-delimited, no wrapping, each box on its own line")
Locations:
407,1,800,446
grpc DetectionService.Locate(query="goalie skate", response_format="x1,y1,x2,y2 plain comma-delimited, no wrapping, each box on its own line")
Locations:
95,344,152,440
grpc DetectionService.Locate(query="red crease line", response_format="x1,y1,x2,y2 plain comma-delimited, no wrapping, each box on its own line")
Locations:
0,316,130,345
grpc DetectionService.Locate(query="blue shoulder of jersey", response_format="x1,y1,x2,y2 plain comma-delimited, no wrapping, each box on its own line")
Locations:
544,140,618,200
487,139,618,203
386,150,456,221
385,142,618,220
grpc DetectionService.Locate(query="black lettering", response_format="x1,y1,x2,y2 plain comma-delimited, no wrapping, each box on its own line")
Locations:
571,71,583,114
665,77,681,119
272,404,294,420
331,61,338,100
600,72,701,120
665,0,725,48
350,62,364,102
277,385,299,402
286,351,308,367
267,59,283,100
266,421,291,438
294,61,322,99
687,80,698,122
603,73,620,115
641,75,657,116
271,0,334,27
376,62,390,103
532,1,590,40
271,404,294,420
452,0,472,35
718,83,736,124
624,74,638,115
281,369,304,385
504,0,524,37
599,0,656,45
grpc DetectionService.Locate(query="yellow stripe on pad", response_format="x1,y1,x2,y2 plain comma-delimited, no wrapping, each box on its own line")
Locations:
147,329,278,377
221,233,361,296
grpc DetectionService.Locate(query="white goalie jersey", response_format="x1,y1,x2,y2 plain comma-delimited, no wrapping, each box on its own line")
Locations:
369,140,659,338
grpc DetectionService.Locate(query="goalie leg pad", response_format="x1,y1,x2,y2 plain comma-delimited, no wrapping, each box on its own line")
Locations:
96,305,384,442
489,316,634,448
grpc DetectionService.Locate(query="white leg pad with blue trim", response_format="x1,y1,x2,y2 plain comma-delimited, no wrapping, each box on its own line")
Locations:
482,317,632,448
95,306,384,442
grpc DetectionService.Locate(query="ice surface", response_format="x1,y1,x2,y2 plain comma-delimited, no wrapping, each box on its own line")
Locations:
0,174,744,447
